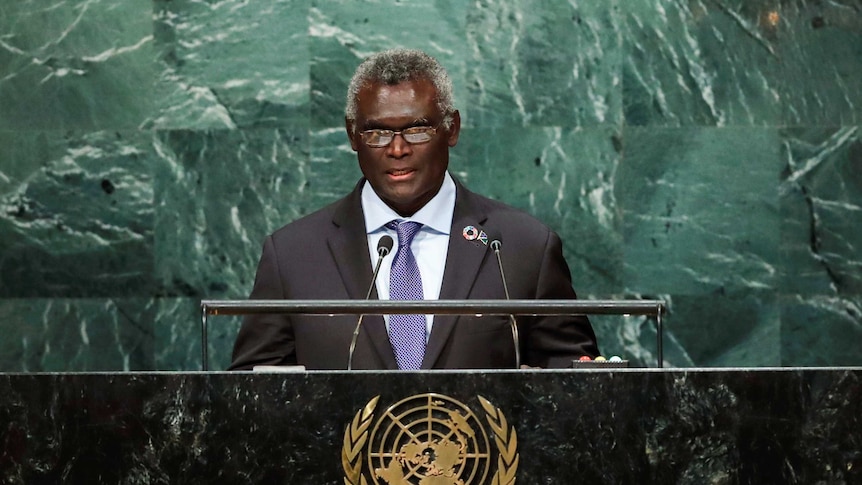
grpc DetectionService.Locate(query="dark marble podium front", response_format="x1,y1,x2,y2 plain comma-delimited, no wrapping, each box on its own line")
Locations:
1,369,860,484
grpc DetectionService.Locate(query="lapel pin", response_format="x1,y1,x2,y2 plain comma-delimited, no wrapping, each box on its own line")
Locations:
462,225,478,241
478,230,488,245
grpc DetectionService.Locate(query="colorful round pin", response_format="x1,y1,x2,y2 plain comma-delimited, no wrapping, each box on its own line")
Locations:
462,226,479,241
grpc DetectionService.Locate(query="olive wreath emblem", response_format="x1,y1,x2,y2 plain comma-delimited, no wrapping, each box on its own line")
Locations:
342,396,379,485
479,396,519,485
341,394,518,485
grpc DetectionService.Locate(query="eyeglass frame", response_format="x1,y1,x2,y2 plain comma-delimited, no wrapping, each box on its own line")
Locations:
357,123,442,148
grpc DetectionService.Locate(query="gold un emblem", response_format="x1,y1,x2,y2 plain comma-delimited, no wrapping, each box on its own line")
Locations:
342,393,519,485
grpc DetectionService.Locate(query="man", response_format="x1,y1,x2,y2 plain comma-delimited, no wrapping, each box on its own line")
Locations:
229,48,598,370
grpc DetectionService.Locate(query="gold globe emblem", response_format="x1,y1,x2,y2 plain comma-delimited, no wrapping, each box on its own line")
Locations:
342,394,518,485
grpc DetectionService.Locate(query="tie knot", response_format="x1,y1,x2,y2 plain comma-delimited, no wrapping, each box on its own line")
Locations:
387,220,423,247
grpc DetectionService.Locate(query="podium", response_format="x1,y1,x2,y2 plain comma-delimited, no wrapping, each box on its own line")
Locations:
1,369,860,483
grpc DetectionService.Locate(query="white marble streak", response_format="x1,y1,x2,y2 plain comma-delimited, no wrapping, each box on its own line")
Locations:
230,206,251,245
308,7,365,48
82,34,153,63
711,1,777,57
784,127,858,187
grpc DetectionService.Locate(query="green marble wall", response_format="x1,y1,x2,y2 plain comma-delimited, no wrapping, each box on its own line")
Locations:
1,0,859,371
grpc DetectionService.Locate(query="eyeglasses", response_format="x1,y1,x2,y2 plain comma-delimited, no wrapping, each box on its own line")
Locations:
359,125,439,147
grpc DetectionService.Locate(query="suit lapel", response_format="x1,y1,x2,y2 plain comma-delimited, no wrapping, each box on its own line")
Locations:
422,182,491,368
329,180,398,369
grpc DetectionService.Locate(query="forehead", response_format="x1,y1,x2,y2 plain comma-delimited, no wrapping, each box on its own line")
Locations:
355,79,440,124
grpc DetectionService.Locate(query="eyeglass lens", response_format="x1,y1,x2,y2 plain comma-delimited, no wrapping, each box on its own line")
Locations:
362,127,436,147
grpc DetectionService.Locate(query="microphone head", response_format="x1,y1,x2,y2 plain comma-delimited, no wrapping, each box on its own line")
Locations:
377,235,394,256
488,232,502,251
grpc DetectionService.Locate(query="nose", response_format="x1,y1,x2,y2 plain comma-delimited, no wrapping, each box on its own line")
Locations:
385,132,412,158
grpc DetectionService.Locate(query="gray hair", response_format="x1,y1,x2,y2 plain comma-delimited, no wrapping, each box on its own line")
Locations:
345,48,455,129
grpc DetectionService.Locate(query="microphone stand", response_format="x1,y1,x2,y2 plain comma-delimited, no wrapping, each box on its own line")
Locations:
490,239,521,369
347,236,392,370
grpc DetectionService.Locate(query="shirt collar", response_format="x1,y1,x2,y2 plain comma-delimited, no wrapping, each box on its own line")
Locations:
362,171,455,235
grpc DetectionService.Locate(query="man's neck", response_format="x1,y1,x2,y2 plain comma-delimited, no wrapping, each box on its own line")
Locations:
361,172,456,235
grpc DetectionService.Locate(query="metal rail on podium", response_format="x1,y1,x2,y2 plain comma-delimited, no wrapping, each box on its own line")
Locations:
200,299,666,371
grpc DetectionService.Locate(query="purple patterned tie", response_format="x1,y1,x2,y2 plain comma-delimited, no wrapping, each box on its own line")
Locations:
386,221,426,370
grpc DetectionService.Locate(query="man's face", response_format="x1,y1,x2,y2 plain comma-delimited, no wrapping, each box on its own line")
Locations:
346,78,460,217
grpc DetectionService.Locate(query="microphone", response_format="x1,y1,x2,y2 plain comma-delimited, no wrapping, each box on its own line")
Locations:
347,235,393,370
489,236,521,369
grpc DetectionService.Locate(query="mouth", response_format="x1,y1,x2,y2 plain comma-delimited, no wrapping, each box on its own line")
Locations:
386,168,416,180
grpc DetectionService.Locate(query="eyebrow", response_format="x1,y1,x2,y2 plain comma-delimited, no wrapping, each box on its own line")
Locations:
362,118,431,130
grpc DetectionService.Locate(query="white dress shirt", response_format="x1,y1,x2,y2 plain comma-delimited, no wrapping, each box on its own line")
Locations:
362,172,456,340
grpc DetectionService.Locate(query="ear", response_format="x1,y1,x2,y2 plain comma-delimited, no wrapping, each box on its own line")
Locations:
345,118,360,152
446,110,461,147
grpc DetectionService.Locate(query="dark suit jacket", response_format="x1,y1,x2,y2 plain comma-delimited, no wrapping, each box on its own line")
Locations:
229,178,599,370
